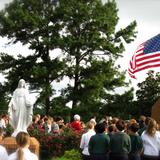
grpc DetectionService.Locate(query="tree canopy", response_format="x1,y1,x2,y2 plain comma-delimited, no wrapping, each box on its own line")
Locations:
135,70,160,116
0,0,137,116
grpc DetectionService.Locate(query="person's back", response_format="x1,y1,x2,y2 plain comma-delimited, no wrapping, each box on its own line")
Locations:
8,132,38,160
8,148,38,160
0,145,8,160
80,121,96,160
110,120,131,160
128,123,143,160
89,133,110,154
89,123,110,160
110,131,131,153
141,118,160,160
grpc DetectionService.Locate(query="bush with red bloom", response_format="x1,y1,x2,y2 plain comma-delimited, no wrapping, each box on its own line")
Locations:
5,123,83,158
39,127,83,157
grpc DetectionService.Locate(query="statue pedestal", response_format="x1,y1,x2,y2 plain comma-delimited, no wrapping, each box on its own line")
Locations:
0,137,40,157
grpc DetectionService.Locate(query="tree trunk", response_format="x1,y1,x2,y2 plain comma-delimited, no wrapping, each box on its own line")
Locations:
72,55,79,109
44,44,51,115
45,96,50,115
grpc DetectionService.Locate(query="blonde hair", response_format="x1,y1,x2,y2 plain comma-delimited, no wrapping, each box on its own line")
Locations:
146,118,157,136
87,121,95,129
16,132,30,160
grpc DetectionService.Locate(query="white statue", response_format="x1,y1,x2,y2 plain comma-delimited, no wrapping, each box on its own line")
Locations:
8,79,33,137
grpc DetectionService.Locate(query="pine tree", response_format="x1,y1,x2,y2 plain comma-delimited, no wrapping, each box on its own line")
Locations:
0,0,137,114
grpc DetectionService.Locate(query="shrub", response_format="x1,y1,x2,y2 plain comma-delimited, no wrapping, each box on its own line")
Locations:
28,126,83,157
4,124,83,158
4,124,14,137
54,149,81,160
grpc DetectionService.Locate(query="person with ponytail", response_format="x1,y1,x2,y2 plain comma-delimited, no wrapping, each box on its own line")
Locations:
8,132,38,160
141,118,160,160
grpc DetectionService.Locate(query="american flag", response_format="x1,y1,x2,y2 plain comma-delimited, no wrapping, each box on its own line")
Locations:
128,34,160,79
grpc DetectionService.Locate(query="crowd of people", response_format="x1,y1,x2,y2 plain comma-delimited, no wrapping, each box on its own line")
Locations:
80,115,160,160
0,113,160,160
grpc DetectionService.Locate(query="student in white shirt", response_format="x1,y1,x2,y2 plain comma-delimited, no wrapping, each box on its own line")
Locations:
8,132,38,160
80,121,96,160
141,118,160,160
0,145,8,160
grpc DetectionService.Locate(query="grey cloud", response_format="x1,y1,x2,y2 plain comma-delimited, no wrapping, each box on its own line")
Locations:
0,0,12,10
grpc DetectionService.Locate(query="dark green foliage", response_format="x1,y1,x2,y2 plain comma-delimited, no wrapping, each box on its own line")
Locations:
136,70,160,116
101,88,135,119
54,149,81,160
55,0,137,109
0,0,137,115
0,0,64,114
0,82,8,112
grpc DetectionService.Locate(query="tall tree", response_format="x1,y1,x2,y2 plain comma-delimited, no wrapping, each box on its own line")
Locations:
56,0,137,109
0,0,64,114
136,70,160,116
0,82,8,113
0,0,137,115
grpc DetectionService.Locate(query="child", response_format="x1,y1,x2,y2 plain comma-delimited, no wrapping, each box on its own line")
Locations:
128,123,143,160
8,132,38,160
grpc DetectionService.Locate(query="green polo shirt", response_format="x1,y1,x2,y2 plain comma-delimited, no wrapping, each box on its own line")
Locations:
89,133,110,155
110,132,131,154
129,134,143,153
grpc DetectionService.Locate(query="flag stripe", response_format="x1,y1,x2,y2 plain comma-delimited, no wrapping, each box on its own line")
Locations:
129,59,160,73
133,64,160,73
137,56,160,67
128,34,160,78
136,52,160,62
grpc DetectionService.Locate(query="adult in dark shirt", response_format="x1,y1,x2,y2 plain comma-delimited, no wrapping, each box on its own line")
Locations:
110,120,131,160
89,123,110,160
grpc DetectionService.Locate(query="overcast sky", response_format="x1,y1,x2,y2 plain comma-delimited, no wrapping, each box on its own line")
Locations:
0,0,160,87
116,0,160,86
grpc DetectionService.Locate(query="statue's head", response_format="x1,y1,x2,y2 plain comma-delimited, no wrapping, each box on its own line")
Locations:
18,79,26,88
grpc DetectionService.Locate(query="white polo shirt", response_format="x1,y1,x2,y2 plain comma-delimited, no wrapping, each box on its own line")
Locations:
0,145,8,160
8,148,38,160
141,130,160,156
80,129,96,155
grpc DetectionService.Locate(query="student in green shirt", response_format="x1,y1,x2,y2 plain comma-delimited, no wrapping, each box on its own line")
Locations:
89,123,110,160
110,120,131,160
128,123,143,160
